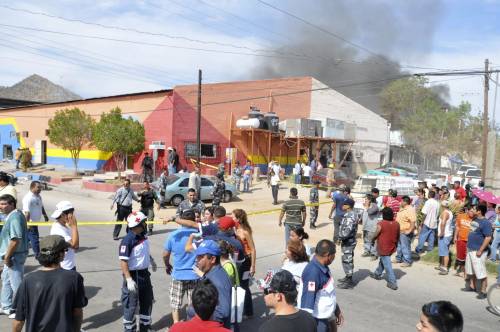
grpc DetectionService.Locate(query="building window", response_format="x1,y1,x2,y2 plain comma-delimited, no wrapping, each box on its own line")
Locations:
184,142,217,159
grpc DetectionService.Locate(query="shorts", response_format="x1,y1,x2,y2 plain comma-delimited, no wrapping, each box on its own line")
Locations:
456,240,467,262
465,250,488,279
169,279,197,310
438,236,452,257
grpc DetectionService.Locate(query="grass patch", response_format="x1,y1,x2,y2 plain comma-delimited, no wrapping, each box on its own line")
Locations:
420,247,499,275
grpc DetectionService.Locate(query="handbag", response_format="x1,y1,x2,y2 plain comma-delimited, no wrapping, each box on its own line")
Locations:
230,285,246,324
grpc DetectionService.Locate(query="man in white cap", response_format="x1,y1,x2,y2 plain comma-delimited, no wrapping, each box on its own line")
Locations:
119,211,157,332
49,201,79,271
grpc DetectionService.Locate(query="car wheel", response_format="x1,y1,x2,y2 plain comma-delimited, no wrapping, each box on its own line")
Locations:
171,195,184,207
223,191,232,203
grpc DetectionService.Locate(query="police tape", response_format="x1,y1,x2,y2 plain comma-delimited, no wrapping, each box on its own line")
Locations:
0,201,334,226
189,158,218,170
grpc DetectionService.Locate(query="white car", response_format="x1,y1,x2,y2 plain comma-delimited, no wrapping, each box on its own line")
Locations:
456,164,478,176
464,169,482,188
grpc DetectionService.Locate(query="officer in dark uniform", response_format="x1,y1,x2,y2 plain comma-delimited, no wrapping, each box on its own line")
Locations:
309,180,320,229
337,198,358,289
211,173,226,207
119,211,157,332
138,181,160,236
141,152,154,183
176,189,205,220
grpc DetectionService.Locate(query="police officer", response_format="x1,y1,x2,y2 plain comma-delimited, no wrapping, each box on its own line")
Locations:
301,239,344,332
111,179,140,240
337,198,358,289
176,188,205,220
119,211,157,332
211,173,226,207
309,180,320,229
158,168,168,208
138,181,160,236
232,161,242,192
141,152,154,183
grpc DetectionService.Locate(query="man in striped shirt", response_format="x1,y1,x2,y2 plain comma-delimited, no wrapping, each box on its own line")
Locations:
279,187,306,248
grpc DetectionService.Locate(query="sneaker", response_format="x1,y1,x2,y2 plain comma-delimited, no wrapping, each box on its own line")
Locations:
476,292,487,300
8,312,16,319
461,286,476,292
386,282,398,290
400,262,412,268
361,252,371,257
434,266,442,271
438,268,448,275
113,237,119,241
369,272,382,280
337,277,355,289
337,276,349,283
310,224,317,229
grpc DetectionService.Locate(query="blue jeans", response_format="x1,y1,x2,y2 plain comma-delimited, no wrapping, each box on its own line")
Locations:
168,165,176,175
490,231,500,260
294,174,301,184
416,225,436,253
27,226,40,257
243,176,250,192
374,255,397,285
396,233,414,264
1,255,25,312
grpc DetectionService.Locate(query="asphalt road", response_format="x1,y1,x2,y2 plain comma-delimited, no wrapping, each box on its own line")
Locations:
0,182,499,331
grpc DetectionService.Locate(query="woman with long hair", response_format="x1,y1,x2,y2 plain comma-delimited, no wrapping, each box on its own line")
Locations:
282,240,309,308
289,227,312,257
232,208,256,318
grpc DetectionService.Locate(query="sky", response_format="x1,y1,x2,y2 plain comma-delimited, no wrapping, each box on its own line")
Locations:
0,0,500,122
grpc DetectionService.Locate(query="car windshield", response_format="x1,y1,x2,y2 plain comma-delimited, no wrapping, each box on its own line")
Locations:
166,175,179,185
466,169,481,177
459,165,475,172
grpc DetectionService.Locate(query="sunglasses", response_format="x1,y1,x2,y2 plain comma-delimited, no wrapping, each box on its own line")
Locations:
263,288,278,295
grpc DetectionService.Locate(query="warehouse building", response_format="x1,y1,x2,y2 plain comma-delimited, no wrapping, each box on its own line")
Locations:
0,76,389,176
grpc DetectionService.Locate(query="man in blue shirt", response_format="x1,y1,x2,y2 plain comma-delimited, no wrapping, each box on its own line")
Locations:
329,185,350,243
301,239,343,332
163,209,199,324
118,211,157,332
193,240,232,328
464,205,493,299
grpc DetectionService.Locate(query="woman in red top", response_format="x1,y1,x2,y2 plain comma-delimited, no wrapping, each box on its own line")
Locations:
232,209,256,318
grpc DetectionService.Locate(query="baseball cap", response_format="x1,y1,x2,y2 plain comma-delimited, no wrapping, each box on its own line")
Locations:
167,147,173,151
40,235,69,255
126,211,147,228
195,239,221,256
258,270,296,293
51,201,74,219
218,216,236,231
343,198,355,208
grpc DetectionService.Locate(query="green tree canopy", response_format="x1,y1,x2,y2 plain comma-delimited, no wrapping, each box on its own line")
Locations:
48,107,94,174
92,107,145,178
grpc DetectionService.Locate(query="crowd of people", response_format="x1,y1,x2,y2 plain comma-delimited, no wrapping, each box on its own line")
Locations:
1,160,497,332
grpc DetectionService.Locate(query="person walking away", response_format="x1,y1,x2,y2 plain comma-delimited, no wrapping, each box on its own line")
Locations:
219,240,240,287
242,160,253,192
119,211,157,331
437,201,454,275
170,279,231,332
212,173,226,207
138,181,160,236
167,147,178,175
141,152,154,183
329,185,349,243
163,209,200,324
309,180,320,229
259,270,316,332
159,168,168,208
176,188,205,220
415,190,440,254
337,198,358,289
301,239,344,332
416,301,463,332
270,164,281,205
489,206,500,261
11,235,87,332
463,205,492,299
192,240,232,328
49,201,79,271
22,180,48,258
289,227,313,257
111,179,139,240
454,207,473,277
281,240,309,307
302,163,312,185
232,208,256,318
14,148,21,170
361,194,379,259
0,194,28,318
293,160,302,185
232,161,242,192
189,166,202,195
395,196,416,267
369,207,400,290
279,188,306,247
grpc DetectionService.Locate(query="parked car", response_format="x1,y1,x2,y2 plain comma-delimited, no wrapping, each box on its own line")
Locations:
153,173,238,206
380,162,422,179
367,167,414,178
456,164,478,176
464,168,482,188
311,168,354,188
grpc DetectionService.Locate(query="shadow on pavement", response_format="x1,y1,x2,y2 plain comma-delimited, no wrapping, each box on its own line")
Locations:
85,286,101,301
82,300,122,331
352,268,370,284
394,269,407,280
77,246,98,253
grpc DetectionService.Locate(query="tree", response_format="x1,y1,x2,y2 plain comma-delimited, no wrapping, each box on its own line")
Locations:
92,107,145,179
48,107,94,174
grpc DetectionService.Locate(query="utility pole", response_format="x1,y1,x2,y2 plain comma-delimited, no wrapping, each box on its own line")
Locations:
196,69,202,164
481,59,489,182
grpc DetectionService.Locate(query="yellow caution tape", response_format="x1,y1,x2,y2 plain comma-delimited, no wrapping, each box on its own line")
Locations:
189,158,218,170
